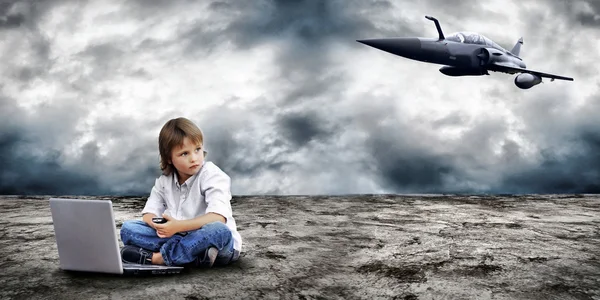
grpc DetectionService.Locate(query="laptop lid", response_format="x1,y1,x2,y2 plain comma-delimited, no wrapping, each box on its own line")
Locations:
49,198,124,274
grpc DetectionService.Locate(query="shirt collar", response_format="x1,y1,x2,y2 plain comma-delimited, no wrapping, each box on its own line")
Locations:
174,161,205,189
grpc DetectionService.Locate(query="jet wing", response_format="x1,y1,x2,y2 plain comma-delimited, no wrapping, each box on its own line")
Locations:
488,62,574,81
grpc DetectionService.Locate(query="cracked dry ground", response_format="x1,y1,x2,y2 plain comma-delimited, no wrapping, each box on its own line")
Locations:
0,195,599,300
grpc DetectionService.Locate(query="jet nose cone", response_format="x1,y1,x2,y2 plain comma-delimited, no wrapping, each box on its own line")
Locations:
356,39,371,46
357,38,421,58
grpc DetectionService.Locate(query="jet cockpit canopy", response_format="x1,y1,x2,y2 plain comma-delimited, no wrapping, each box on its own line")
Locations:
446,31,505,52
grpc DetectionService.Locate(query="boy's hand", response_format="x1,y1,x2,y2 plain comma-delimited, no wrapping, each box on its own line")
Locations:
154,214,181,238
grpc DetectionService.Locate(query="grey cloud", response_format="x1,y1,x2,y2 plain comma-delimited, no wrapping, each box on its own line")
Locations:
172,0,390,185
0,95,166,195
454,117,510,165
421,1,486,19
192,101,293,178
273,61,347,113
518,0,600,68
1,0,599,196
0,2,24,29
217,0,396,45
1,0,75,28
371,140,457,193
500,136,600,194
431,112,469,129
77,43,127,80
0,48,158,197
79,43,125,65
12,35,52,85
130,68,152,79
0,4,53,85
499,139,523,166
0,99,101,195
177,0,410,57
543,0,600,28
16,67,36,82
85,117,165,194
364,114,508,193
0,13,24,29
277,112,334,148
497,89,600,193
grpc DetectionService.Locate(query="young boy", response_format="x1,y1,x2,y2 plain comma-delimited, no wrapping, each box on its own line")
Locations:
119,117,242,267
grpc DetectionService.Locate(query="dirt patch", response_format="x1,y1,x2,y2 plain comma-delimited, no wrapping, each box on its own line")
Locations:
357,261,427,283
0,195,599,299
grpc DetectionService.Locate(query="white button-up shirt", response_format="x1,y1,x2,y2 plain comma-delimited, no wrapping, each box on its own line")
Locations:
141,161,242,252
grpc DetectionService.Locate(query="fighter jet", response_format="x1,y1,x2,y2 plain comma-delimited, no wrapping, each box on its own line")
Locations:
357,16,574,89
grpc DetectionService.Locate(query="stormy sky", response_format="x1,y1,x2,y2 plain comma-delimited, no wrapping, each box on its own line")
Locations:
0,0,599,196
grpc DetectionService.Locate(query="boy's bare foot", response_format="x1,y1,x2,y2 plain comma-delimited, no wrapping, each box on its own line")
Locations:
152,252,165,265
207,247,218,267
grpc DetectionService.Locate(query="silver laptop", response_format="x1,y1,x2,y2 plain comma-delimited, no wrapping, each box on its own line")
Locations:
49,198,183,275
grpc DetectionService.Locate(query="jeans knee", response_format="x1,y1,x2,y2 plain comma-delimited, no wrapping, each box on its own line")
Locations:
204,221,232,244
120,220,144,243
120,220,137,235
204,221,230,234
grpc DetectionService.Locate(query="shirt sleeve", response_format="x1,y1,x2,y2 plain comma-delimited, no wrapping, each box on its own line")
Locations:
202,168,233,222
141,177,166,217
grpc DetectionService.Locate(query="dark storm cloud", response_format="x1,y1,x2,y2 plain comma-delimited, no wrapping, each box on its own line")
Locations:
1,0,598,196
12,37,52,86
173,0,416,59
0,13,24,29
0,94,164,195
0,0,183,196
213,0,402,46
0,1,159,197
192,100,296,179
498,89,600,194
87,117,167,194
172,0,406,187
363,108,512,193
500,132,600,194
0,150,100,196
415,0,495,27
0,2,53,86
0,2,24,29
277,112,334,148
518,0,600,66
193,0,412,153
0,129,156,196
0,0,72,28
576,4,600,27
371,138,457,193
77,43,126,80
0,96,101,195
542,0,600,28
216,0,410,69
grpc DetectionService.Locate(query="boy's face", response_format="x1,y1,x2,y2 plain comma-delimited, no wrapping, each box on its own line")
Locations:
169,136,205,182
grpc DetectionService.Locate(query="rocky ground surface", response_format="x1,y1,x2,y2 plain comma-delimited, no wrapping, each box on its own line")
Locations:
0,194,599,300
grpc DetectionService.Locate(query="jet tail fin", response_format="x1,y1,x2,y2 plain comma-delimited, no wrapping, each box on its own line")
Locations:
510,37,523,56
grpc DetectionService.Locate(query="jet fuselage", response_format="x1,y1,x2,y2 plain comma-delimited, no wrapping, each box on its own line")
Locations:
357,37,526,76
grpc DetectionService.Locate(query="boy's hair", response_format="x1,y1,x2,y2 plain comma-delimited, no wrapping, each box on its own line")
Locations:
158,117,205,176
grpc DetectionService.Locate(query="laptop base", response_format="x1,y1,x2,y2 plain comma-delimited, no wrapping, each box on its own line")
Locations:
122,263,184,275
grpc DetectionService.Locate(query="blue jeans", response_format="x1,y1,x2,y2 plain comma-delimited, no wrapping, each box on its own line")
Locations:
120,220,239,267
